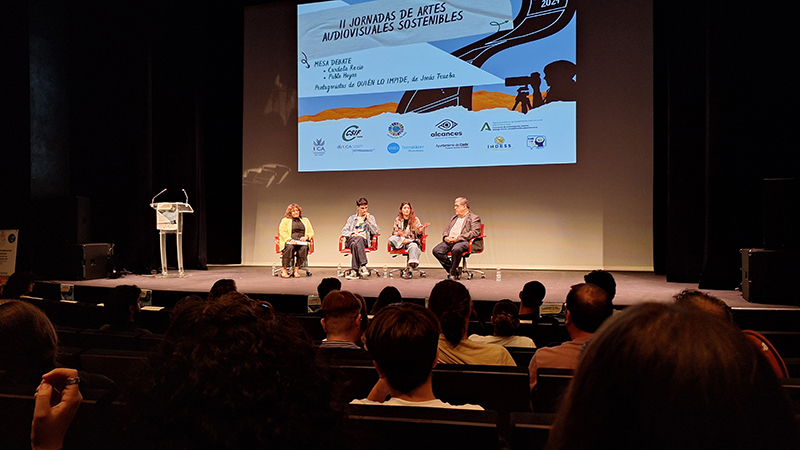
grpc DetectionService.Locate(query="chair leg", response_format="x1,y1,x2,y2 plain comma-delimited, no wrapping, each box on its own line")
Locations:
461,256,485,280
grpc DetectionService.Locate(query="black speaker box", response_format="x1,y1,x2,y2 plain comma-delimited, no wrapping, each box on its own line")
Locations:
68,243,113,280
740,248,799,305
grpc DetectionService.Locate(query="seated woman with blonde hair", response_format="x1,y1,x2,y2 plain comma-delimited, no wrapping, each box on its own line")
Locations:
278,203,314,278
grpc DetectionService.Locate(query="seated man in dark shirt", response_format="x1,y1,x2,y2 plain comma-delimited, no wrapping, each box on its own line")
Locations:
518,280,547,320
317,290,371,361
99,284,152,335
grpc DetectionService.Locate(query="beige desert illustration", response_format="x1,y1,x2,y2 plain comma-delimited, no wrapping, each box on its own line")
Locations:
298,89,548,122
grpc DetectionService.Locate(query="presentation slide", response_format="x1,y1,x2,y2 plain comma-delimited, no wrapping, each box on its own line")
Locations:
297,0,576,172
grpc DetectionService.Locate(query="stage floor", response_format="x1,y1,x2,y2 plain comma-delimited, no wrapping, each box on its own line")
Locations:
49,265,798,311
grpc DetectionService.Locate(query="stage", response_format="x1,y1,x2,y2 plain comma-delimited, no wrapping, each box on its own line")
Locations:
47,265,797,312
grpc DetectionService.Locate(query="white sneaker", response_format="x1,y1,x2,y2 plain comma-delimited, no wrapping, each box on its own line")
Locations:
345,269,360,280
359,266,370,277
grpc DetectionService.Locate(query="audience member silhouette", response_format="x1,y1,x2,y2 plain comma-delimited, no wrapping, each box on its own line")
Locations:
0,271,35,299
351,303,482,409
99,284,152,334
528,283,610,392
124,297,347,449
427,280,515,366
317,277,342,305
206,278,237,302
469,299,535,348
0,300,117,392
370,286,402,315
545,302,800,450
518,280,547,319
583,269,616,303
317,290,370,361
672,288,789,378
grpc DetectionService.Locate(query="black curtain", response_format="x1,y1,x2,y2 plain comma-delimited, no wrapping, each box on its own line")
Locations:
655,0,800,287
10,0,245,277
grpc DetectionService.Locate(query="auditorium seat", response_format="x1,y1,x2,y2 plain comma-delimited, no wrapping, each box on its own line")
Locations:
80,349,150,390
518,320,570,348
781,378,800,415
57,345,85,370
55,325,85,347
344,404,500,450
79,329,142,350
531,368,573,413
506,346,537,367
509,412,555,450
288,313,326,341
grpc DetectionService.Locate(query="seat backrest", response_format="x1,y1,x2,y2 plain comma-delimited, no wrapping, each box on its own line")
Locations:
532,368,574,413
742,329,790,378
80,349,151,390
79,329,142,351
345,404,499,450
432,365,531,416
468,224,485,254
509,412,555,450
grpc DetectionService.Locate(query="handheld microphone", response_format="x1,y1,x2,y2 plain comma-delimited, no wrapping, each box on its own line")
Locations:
152,188,167,204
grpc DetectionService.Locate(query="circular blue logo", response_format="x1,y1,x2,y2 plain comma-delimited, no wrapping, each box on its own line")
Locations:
387,143,400,154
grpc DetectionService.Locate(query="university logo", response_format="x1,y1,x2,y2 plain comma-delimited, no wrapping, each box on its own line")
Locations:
342,125,362,141
312,138,326,155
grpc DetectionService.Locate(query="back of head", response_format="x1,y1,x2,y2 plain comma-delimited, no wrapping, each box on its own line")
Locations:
131,298,341,449
105,284,142,325
321,290,362,336
583,270,616,301
547,302,800,450
672,289,733,324
0,271,35,299
492,299,520,337
317,277,342,301
366,303,439,394
372,285,402,314
520,281,546,309
0,300,58,381
208,279,237,301
566,283,611,333
427,280,471,346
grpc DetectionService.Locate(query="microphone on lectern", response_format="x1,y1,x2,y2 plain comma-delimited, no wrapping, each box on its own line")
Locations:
152,188,167,204
182,189,189,204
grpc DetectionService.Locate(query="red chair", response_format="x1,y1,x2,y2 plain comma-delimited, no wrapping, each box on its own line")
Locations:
339,234,380,276
274,236,314,276
388,235,427,279
449,224,486,280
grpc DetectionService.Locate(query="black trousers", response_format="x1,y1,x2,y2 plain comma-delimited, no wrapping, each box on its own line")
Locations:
432,240,469,275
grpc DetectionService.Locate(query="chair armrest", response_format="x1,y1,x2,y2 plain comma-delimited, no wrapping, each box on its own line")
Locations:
370,234,380,251
339,235,347,252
